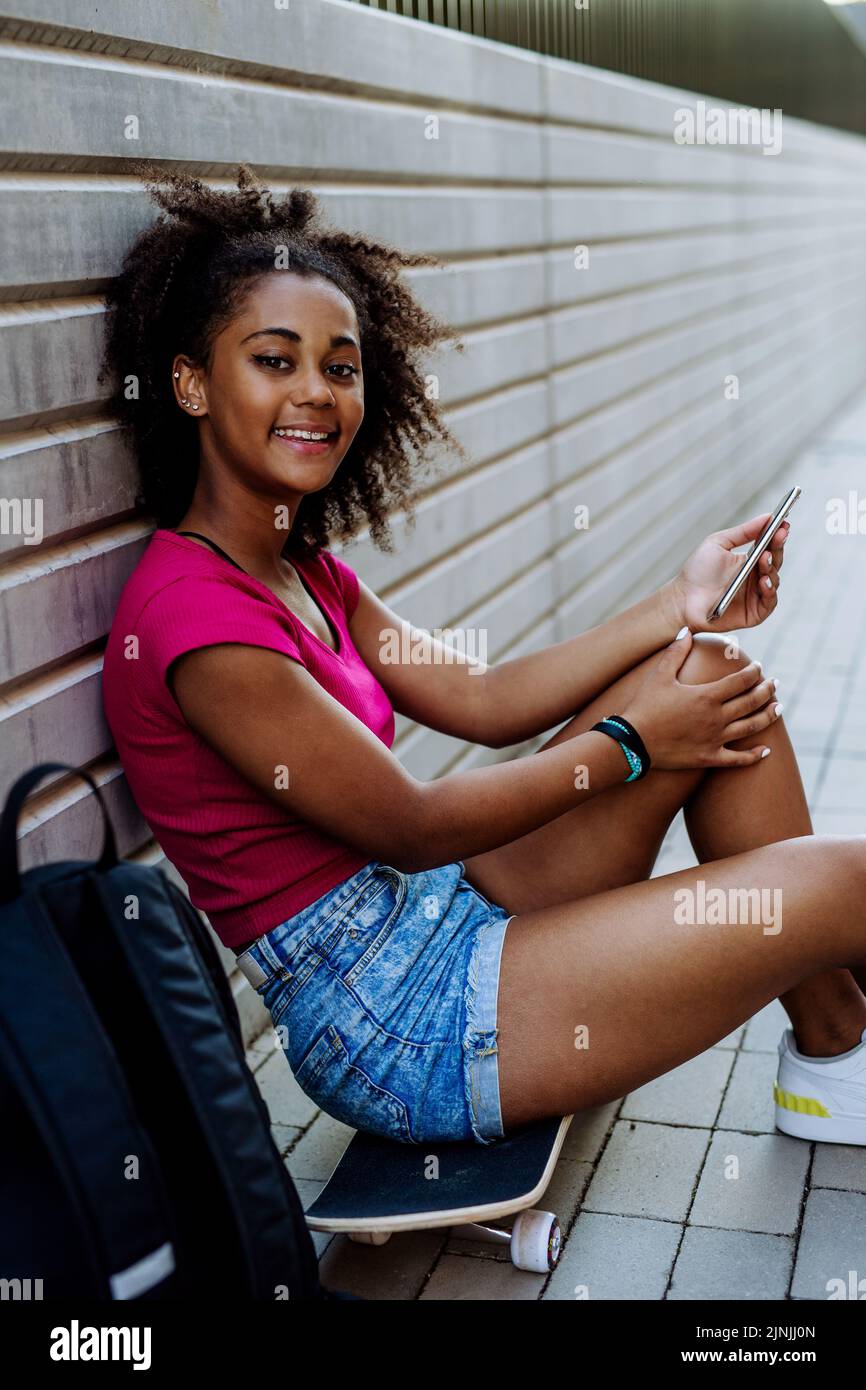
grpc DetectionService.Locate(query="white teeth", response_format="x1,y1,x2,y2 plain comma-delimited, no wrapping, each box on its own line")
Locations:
273,427,332,441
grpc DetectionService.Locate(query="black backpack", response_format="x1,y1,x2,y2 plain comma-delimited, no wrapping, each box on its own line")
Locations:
0,762,344,1301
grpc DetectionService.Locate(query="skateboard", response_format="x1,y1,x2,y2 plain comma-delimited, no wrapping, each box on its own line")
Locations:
304,1114,573,1273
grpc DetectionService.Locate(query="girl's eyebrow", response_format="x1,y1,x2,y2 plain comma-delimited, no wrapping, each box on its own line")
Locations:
241,326,359,350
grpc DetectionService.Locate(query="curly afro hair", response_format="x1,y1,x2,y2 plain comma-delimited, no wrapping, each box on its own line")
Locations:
99,162,468,557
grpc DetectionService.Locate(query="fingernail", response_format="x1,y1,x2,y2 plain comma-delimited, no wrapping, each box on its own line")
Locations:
764,577,773,589
761,748,772,758
676,625,690,640
772,677,779,691
774,703,784,716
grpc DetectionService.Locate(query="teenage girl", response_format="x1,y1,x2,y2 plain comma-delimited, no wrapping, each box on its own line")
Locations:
101,166,866,1150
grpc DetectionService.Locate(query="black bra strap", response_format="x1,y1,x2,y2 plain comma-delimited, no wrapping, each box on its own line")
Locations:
175,531,248,574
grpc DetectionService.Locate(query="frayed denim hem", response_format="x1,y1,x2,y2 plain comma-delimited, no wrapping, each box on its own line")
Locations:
462,912,513,1146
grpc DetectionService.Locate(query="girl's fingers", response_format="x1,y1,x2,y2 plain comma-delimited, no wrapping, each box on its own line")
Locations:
723,699,784,742
713,744,774,767
724,675,778,720
754,575,779,622
713,659,765,698
758,551,781,591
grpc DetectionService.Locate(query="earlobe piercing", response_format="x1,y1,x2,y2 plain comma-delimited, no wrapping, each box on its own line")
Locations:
175,374,199,409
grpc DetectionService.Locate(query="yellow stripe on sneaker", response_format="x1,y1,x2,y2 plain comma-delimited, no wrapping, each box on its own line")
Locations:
774,1081,831,1117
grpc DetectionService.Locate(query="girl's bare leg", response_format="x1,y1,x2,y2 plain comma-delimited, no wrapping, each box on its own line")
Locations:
491,834,866,1129
682,682,866,1056
460,634,866,1127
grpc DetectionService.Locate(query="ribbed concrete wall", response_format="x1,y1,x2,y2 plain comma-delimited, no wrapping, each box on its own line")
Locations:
3,0,866,1040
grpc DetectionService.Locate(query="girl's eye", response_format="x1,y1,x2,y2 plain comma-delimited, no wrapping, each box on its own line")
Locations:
252,355,359,377
253,354,289,370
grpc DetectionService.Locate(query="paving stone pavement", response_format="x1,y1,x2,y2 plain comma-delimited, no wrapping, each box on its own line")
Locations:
245,390,866,1299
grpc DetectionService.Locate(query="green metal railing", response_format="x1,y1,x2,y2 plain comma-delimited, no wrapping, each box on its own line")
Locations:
351,0,866,137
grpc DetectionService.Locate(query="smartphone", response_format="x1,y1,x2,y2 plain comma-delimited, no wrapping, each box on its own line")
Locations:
707,485,801,622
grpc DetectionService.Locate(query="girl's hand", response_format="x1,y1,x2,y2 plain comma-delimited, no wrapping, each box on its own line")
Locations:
620,628,782,769
670,513,790,634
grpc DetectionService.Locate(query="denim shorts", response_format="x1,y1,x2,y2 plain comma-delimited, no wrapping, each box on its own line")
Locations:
236,859,514,1146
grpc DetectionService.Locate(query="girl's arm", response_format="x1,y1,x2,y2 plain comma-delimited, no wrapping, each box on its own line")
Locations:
485,509,791,747
169,640,631,874
478,579,685,747
347,573,682,750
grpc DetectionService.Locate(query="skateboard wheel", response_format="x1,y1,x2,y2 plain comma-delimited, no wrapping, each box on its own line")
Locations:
510,1210,561,1273
348,1231,392,1246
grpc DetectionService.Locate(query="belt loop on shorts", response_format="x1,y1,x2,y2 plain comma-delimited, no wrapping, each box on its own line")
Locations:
235,945,270,990
235,931,291,990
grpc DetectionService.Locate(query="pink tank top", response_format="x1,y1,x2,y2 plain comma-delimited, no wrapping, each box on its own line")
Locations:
101,529,395,950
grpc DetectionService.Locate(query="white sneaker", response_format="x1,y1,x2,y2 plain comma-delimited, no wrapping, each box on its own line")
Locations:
774,1025,866,1144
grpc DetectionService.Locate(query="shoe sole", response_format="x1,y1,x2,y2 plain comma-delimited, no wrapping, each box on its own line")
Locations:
775,1094,866,1145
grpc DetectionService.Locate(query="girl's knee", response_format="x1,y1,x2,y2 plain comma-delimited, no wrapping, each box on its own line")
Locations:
679,632,755,686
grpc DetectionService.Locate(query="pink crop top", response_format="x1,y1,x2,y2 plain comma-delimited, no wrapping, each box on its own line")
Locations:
101,528,395,951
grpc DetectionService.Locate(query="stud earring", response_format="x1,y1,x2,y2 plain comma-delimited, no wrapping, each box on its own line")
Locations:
173,371,180,379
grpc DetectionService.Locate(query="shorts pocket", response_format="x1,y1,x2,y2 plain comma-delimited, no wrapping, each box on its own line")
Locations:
293,1022,414,1143
335,865,408,984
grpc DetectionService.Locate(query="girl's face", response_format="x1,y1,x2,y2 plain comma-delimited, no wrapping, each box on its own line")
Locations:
177,271,364,505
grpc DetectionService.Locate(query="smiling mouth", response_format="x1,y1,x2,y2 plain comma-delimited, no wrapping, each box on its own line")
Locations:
270,428,340,457
271,426,339,442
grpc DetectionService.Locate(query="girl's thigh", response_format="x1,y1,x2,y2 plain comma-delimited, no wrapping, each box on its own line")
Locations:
493,835,863,1131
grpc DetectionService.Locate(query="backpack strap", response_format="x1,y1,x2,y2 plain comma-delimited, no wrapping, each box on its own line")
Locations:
0,762,117,905
87,864,321,1299
0,892,177,1298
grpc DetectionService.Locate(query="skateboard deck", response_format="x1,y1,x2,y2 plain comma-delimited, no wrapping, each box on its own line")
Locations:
304,1114,573,1235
